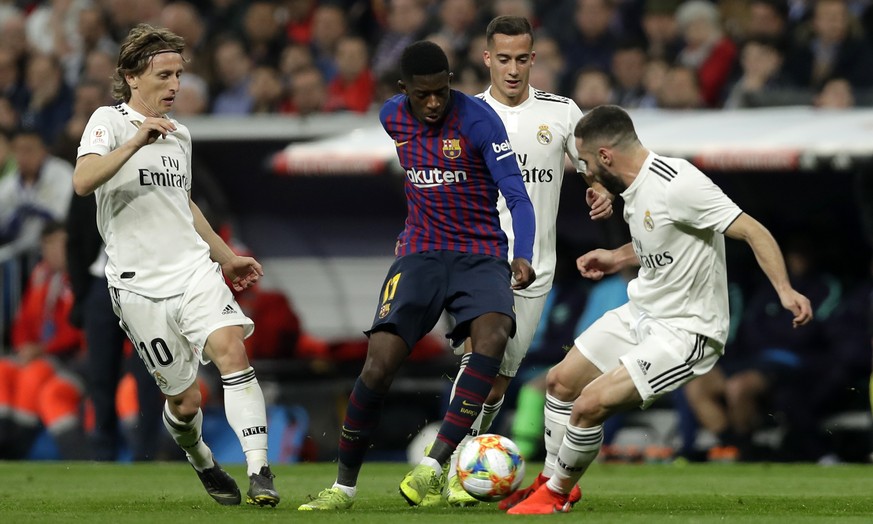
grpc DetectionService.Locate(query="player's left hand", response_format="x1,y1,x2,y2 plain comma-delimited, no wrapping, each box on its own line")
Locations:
587,187,613,220
222,256,264,291
510,258,536,290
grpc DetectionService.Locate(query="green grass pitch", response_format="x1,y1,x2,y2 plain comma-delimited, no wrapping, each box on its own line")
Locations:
0,461,871,523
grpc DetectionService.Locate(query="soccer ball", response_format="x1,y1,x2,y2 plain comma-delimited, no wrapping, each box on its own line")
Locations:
456,433,525,502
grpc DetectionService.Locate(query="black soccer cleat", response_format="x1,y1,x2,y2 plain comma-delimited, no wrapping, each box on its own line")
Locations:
246,465,281,507
194,459,241,505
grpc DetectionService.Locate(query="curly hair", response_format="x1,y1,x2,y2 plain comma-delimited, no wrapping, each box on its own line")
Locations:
112,24,185,102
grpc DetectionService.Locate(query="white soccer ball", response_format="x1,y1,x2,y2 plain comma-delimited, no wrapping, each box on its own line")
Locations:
456,433,526,502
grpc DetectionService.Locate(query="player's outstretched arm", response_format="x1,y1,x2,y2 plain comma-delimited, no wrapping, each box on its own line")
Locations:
577,243,637,281
73,117,176,196
724,212,813,327
190,198,263,291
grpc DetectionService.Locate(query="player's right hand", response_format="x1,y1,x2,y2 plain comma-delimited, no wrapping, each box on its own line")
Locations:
131,117,176,148
576,249,619,281
779,288,813,328
510,258,536,290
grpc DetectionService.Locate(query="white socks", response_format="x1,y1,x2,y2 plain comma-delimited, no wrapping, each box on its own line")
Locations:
162,403,213,471
542,393,573,477
547,423,603,494
222,367,269,476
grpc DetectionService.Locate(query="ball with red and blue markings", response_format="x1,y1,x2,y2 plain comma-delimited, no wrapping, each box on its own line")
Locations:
456,433,526,502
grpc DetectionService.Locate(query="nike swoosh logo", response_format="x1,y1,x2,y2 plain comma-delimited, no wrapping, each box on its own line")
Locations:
461,400,480,407
394,140,409,147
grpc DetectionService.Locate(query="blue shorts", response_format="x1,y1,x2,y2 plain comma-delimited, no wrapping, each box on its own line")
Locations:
366,251,515,350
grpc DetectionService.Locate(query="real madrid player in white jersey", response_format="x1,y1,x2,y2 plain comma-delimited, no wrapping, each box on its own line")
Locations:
507,105,814,515
72,24,279,508
439,15,613,507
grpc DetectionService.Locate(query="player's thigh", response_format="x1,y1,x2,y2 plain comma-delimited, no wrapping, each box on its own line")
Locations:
573,303,638,376
500,293,549,377
366,252,448,350
445,253,514,345
576,363,643,418
109,288,198,397
621,318,721,409
177,263,253,364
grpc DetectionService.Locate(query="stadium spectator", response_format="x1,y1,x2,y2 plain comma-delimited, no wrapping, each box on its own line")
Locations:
242,1,287,68
0,128,73,252
744,0,791,41
572,67,614,111
609,39,648,108
559,0,620,94
0,221,86,459
82,49,117,95
20,53,74,147
279,42,316,81
674,0,738,108
722,37,801,109
249,66,285,114
783,0,873,91
159,1,208,73
453,60,489,96
52,79,109,164
324,36,376,112
433,0,479,57
24,0,90,57
282,65,327,116
640,0,682,63
636,58,669,108
0,126,14,181
210,37,254,114
283,0,318,45
309,2,348,79
172,73,211,116
371,0,429,77
62,5,119,89
656,64,705,109
0,46,28,113
814,76,856,107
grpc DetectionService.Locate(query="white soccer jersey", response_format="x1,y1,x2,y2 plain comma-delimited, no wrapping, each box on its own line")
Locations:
78,103,211,298
622,152,743,345
480,86,585,297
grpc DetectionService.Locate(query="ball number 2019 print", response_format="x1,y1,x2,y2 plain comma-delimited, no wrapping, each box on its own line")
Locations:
456,434,525,502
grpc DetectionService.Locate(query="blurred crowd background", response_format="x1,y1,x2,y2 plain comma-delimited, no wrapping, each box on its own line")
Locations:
0,0,872,466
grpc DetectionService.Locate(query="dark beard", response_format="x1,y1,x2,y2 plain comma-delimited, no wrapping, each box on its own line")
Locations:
596,169,627,196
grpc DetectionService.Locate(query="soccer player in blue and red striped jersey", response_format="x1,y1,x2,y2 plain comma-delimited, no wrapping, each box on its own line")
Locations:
298,41,536,511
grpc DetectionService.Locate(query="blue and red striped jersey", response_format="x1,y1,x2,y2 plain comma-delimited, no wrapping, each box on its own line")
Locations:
380,90,534,260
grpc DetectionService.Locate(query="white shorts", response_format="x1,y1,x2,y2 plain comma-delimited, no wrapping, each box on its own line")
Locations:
110,262,254,396
575,303,721,409
501,293,549,377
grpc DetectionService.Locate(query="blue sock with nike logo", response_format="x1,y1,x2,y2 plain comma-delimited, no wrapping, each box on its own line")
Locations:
430,352,500,463
336,377,385,487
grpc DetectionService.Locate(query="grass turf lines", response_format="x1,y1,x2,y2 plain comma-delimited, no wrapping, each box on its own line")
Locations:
0,461,871,522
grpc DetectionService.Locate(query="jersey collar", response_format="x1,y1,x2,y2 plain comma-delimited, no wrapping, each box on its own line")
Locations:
482,85,535,112
623,151,657,197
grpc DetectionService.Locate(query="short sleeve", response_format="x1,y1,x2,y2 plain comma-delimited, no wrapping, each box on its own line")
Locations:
78,107,116,158
666,168,743,233
565,100,586,174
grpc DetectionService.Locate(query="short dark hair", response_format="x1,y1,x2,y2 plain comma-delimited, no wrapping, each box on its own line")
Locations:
485,15,534,46
41,220,65,239
400,41,449,82
574,105,639,149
